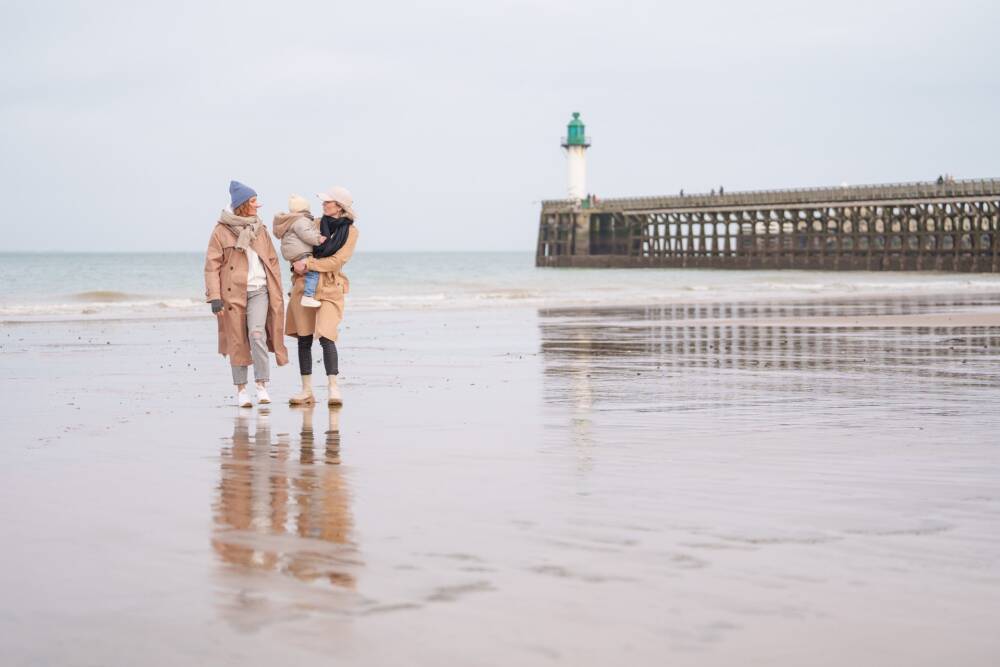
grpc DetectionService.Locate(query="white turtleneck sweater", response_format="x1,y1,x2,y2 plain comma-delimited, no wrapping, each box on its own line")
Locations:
246,247,267,292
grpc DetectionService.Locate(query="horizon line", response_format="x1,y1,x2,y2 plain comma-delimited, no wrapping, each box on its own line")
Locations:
0,249,535,255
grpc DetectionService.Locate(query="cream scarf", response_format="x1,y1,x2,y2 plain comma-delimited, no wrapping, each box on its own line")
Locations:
219,209,263,251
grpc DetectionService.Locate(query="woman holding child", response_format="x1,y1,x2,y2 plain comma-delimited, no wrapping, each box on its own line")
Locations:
277,186,359,406
204,181,289,407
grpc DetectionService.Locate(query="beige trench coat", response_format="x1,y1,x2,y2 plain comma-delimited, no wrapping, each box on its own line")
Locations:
285,225,359,342
204,223,290,367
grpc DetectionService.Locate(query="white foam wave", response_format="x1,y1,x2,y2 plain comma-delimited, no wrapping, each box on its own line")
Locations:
0,297,204,320
3,274,1000,323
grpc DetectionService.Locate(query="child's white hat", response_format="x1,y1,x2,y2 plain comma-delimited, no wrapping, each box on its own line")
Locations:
288,194,310,213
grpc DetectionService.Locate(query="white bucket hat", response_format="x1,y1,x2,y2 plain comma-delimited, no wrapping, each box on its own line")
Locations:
317,185,355,220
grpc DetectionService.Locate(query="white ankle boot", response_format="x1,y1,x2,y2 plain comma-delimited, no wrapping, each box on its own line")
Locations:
301,295,321,308
236,387,252,408
328,375,343,406
256,382,271,404
289,374,315,405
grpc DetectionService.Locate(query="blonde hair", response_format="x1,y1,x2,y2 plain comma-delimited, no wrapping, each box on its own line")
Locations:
324,199,354,221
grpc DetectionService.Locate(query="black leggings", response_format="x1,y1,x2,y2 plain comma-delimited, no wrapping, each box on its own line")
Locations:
297,335,339,376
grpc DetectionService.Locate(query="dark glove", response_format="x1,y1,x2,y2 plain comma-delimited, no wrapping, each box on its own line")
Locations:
210,299,223,314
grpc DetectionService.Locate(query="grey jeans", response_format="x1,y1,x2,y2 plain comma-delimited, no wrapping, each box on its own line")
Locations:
231,287,270,385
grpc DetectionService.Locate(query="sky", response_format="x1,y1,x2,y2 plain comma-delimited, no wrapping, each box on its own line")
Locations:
1,0,998,252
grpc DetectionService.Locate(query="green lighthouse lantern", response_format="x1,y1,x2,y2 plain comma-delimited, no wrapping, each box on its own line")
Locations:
562,112,591,148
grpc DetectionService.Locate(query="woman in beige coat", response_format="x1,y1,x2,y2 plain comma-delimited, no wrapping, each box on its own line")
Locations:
286,186,359,406
204,181,289,407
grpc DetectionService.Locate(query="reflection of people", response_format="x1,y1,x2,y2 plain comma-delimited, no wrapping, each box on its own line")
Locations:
289,406,354,585
211,413,282,570
326,407,341,465
287,186,359,407
212,408,355,588
204,181,289,407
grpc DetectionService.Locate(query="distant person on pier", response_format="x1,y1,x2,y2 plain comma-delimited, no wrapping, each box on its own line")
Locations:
719,186,724,196
710,189,716,196
679,188,684,197
937,175,944,186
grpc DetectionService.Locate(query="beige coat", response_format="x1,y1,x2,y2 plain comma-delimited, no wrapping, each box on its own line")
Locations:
204,222,290,367
285,225,359,342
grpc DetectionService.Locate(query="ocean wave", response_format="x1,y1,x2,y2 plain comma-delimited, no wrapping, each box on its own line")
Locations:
0,297,204,319
3,276,1000,323
472,289,542,301
69,290,149,303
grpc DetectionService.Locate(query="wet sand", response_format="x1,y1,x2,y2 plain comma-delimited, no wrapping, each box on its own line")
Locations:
2,293,1000,665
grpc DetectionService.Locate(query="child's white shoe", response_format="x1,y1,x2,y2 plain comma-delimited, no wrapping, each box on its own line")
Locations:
237,388,252,408
256,384,271,404
301,295,321,308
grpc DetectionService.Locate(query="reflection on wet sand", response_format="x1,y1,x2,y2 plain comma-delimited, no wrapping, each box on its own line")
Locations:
540,295,1000,414
212,407,357,589
529,295,1000,666
5,297,999,665
542,292,1000,324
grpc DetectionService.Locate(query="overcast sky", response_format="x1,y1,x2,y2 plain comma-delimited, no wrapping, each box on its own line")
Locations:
1,0,997,252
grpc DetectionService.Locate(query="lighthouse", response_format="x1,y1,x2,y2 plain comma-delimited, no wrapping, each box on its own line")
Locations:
561,112,590,200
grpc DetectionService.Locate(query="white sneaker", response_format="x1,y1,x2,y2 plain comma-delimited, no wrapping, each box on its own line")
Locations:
256,384,271,404
301,295,321,308
237,388,252,408
328,376,343,406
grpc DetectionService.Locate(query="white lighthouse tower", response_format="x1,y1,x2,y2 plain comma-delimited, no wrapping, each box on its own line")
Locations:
561,112,590,200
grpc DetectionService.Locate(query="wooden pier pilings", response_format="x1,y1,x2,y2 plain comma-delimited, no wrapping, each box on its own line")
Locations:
535,179,1000,271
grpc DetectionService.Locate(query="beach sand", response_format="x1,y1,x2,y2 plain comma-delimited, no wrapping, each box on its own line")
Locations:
2,292,999,666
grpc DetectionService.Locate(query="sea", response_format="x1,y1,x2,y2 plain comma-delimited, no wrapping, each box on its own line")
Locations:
2,251,1000,322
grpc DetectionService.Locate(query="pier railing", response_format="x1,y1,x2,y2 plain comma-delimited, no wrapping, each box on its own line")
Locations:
541,178,1000,212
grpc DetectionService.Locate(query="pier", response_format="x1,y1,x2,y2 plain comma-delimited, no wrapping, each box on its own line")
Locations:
537,114,1000,271
536,179,1000,271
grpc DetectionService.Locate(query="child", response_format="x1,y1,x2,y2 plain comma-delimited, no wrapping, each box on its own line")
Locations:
272,194,327,308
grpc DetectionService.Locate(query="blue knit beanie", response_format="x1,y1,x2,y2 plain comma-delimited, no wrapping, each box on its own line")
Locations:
229,180,257,210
